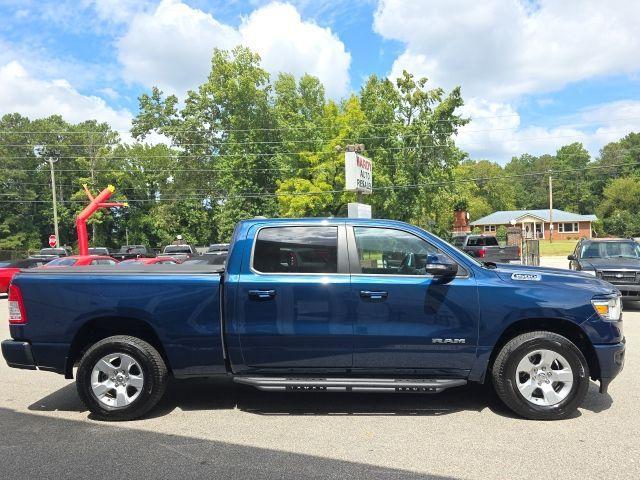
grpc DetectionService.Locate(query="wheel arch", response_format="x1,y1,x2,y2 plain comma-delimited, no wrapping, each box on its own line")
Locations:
485,318,600,383
65,316,171,379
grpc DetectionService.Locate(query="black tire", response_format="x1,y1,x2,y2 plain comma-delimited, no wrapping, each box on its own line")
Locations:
76,335,168,421
492,331,590,420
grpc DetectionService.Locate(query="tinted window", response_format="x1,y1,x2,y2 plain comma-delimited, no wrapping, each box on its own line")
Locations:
47,258,78,266
466,237,498,247
164,246,192,254
253,226,338,273
353,227,438,275
39,248,67,256
119,246,146,254
91,259,116,265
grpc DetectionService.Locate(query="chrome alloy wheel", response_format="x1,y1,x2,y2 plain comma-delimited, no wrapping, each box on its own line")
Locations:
90,353,144,409
515,349,573,406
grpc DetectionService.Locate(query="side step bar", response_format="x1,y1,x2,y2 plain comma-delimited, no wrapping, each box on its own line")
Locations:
233,377,466,393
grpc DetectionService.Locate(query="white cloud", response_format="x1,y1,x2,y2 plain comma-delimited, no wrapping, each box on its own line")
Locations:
456,98,640,162
117,0,351,98
375,0,640,161
117,0,240,95
239,3,351,98
375,0,640,99
0,61,133,133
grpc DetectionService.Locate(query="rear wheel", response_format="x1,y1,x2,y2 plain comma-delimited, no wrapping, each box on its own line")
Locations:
76,335,168,421
492,331,590,420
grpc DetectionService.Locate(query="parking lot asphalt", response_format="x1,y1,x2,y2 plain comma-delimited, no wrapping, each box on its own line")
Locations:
0,264,638,479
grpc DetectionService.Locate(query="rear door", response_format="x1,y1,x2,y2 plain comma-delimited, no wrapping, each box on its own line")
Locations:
348,225,479,374
235,223,352,370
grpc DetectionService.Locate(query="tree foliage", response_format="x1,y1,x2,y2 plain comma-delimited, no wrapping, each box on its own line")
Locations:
0,46,638,254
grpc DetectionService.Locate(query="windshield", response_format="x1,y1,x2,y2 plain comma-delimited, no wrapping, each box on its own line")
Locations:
581,241,640,259
47,257,78,266
118,259,143,265
39,248,66,256
0,261,11,267
119,246,146,254
164,246,192,254
88,248,108,255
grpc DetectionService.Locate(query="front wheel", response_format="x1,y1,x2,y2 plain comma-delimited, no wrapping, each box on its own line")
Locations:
76,335,168,421
492,331,590,420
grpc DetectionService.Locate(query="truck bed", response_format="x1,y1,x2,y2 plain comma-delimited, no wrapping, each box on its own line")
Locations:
10,265,225,378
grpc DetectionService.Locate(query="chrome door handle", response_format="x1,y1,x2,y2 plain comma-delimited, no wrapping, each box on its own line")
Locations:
248,289,276,300
360,290,388,300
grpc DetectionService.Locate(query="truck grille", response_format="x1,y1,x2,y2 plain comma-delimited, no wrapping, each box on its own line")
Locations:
599,270,638,284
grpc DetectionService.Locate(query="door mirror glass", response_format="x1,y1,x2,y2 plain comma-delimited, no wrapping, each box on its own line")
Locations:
425,253,458,277
567,254,576,261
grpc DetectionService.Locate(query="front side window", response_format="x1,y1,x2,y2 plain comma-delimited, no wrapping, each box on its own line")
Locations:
253,226,338,274
353,227,439,275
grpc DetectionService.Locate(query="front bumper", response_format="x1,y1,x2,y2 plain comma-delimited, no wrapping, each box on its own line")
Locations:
612,284,640,299
1,339,37,370
594,338,625,394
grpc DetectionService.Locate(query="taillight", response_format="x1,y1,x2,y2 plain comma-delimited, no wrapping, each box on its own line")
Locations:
478,248,487,258
8,284,27,324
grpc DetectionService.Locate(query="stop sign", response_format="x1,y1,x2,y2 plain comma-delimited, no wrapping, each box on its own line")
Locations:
48,235,57,248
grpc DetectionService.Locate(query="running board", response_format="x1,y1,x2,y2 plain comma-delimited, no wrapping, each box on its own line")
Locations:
233,377,466,393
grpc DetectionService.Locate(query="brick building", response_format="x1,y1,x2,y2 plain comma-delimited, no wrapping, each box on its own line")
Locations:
470,209,596,240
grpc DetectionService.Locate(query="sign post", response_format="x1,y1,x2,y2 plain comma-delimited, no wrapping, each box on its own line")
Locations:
48,235,57,248
344,150,373,218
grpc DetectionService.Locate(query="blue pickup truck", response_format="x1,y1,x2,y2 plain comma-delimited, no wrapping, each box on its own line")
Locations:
2,218,625,421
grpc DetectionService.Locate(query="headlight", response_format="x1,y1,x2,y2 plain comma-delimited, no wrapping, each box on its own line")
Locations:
582,269,596,276
591,296,622,321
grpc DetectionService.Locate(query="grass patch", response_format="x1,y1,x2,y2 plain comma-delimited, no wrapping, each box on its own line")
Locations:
539,240,578,257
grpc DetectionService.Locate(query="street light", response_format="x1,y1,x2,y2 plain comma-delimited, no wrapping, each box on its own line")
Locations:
34,145,60,248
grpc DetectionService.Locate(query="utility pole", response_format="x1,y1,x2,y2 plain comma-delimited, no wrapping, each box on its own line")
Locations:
548,174,553,244
49,153,60,248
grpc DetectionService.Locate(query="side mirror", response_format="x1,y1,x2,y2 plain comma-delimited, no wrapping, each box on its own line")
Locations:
425,253,458,277
567,255,576,261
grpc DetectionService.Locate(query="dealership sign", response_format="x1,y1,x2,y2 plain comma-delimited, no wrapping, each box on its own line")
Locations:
344,152,373,194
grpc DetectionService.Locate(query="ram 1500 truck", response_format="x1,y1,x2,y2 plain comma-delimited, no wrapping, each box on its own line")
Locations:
2,218,625,421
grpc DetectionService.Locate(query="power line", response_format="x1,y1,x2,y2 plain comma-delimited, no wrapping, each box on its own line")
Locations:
0,159,637,204
2,111,640,136
3,117,639,148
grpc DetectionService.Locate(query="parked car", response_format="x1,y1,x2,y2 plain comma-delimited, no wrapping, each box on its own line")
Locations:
2,218,624,421
452,234,521,263
41,255,118,267
111,245,155,261
32,247,71,259
162,244,197,262
182,252,227,266
569,238,640,300
118,257,179,266
206,243,229,253
88,247,110,256
0,258,52,293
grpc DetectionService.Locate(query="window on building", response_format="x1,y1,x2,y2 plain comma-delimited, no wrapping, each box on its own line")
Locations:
483,225,496,232
558,222,579,233
252,226,338,274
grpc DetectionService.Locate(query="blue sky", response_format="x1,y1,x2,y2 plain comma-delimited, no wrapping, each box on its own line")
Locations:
1,0,639,162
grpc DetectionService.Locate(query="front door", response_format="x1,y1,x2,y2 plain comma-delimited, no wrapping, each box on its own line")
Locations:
236,224,352,371
348,225,479,374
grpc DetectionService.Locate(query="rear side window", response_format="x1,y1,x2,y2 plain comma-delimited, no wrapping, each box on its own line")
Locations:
91,259,116,265
253,226,338,274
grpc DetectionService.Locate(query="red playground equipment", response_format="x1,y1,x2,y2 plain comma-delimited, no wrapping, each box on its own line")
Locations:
76,185,127,256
